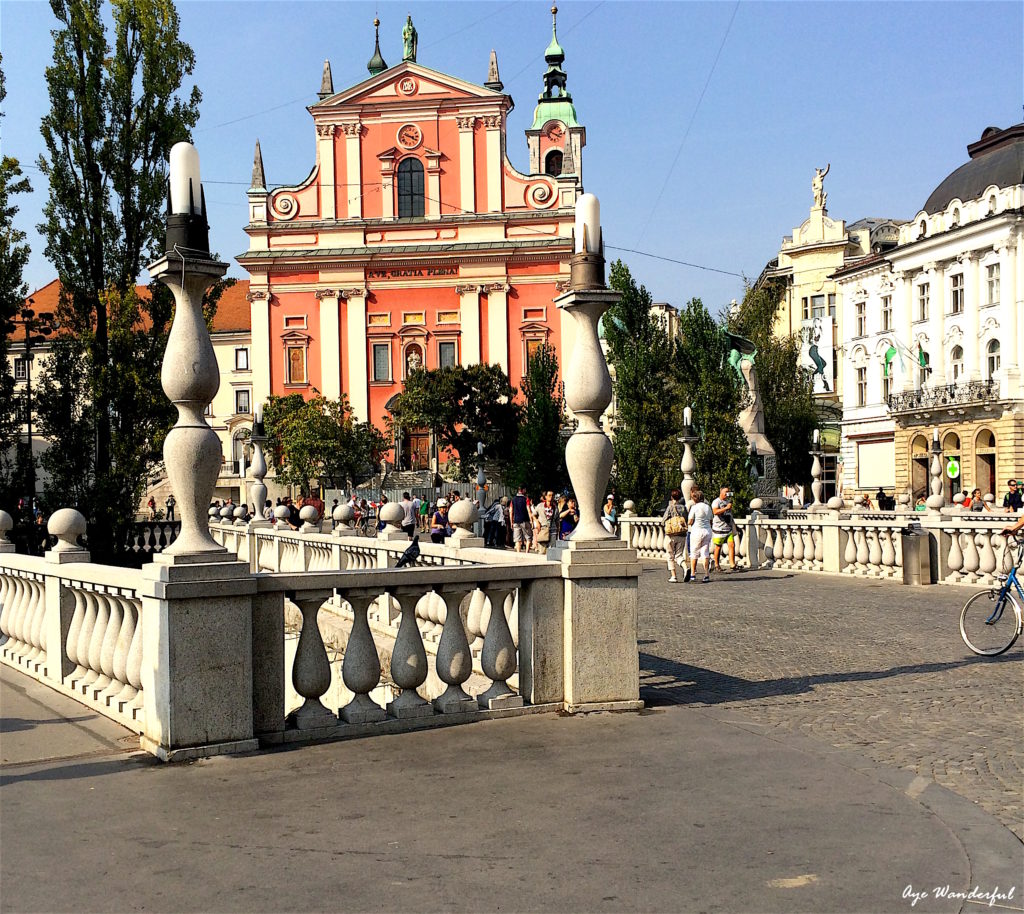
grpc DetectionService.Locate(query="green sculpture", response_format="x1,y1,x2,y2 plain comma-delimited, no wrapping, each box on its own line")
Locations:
723,329,757,387
402,15,418,62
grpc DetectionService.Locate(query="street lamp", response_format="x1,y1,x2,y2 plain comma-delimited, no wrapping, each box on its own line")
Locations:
9,301,56,511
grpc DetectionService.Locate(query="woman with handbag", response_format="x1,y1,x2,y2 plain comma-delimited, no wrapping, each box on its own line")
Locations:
662,488,689,583
533,491,555,553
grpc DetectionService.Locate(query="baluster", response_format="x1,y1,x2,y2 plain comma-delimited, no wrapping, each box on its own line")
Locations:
22,581,44,663
82,592,112,692
867,528,882,575
111,599,138,709
978,531,996,580
801,529,814,569
465,588,486,656
477,584,523,709
842,526,856,574
386,588,432,719
339,590,386,724
72,590,99,690
124,609,144,718
507,590,519,649
0,574,12,648
287,595,337,729
946,530,964,576
92,594,123,698
880,528,895,572
782,526,795,565
791,525,805,565
423,591,445,640
762,526,774,566
995,534,1013,575
433,585,476,714
962,530,980,581
5,576,28,657
854,528,868,573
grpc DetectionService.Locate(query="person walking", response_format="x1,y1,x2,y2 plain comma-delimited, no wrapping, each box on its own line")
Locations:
662,488,688,583
400,492,416,538
602,494,618,534
147,496,157,519
968,488,992,512
687,489,714,583
430,498,450,544
419,496,430,532
711,486,738,572
511,486,532,553
534,491,555,553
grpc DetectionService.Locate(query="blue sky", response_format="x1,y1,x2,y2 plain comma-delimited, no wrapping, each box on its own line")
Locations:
3,1,1022,312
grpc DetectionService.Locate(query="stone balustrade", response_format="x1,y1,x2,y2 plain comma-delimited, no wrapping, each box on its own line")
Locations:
0,552,145,732
621,510,1022,585
127,520,181,555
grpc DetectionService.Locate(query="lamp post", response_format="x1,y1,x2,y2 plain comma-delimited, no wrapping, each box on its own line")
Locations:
926,427,945,513
8,303,55,513
809,428,824,510
248,402,270,526
556,194,621,543
148,141,228,558
678,405,697,506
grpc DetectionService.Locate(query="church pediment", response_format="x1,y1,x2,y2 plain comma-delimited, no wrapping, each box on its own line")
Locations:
313,62,502,110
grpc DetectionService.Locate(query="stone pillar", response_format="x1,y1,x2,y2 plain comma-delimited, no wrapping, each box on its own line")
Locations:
316,125,336,220
927,263,946,386
457,116,476,213
485,282,510,373
999,240,1019,397
341,121,362,220
457,284,481,365
484,115,502,213
964,252,981,381
897,271,915,392
316,289,342,400
344,288,369,422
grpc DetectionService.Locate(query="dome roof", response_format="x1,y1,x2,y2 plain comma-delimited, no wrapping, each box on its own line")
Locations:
922,123,1024,214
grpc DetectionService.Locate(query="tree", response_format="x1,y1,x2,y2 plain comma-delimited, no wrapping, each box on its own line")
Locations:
673,298,753,510
35,0,202,559
262,395,384,496
389,363,521,479
0,55,33,508
729,279,817,485
604,260,678,513
509,343,567,494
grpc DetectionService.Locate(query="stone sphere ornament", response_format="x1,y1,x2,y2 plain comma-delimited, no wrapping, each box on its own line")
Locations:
749,498,764,512
380,501,405,531
448,498,479,529
333,504,354,526
827,496,845,511
219,504,234,520
47,508,88,552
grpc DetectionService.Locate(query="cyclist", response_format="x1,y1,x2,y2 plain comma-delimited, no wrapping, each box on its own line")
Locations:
1001,514,1024,535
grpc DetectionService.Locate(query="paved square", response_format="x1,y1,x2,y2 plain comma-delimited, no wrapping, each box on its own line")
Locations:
637,564,1024,839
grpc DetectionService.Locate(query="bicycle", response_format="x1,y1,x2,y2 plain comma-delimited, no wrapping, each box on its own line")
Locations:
959,533,1024,656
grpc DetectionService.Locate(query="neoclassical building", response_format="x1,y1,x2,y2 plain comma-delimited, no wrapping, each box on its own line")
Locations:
238,12,586,469
834,123,1023,501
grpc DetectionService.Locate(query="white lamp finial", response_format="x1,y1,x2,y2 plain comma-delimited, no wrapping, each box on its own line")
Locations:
169,142,201,216
574,193,601,255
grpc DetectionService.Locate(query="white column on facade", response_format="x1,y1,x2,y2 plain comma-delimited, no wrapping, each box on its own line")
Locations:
457,116,476,214
483,115,502,213
316,289,342,400
316,125,336,220
964,252,981,381
1000,240,1019,397
457,284,481,365
928,263,946,386
486,282,509,373
380,156,395,221
896,271,914,392
344,288,369,422
341,122,362,219
426,166,441,220
247,288,272,407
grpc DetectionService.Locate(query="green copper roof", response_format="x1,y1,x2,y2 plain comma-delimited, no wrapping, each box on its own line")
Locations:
531,98,579,129
545,29,564,62
367,18,387,75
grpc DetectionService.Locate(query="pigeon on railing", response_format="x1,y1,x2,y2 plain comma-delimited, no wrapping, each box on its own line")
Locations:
394,534,420,568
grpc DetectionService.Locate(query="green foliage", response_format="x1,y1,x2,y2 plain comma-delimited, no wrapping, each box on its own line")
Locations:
605,260,678,514
509,343,567,494
729,279,817,485
389,363,521,480
0,55,33,507
34,0,201,559
263,394,385,496
673,298,753,510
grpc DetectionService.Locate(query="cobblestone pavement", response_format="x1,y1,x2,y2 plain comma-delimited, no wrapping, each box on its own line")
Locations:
636,564,1024,840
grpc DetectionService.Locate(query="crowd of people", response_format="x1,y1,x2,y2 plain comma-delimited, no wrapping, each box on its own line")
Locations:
661,485,741,584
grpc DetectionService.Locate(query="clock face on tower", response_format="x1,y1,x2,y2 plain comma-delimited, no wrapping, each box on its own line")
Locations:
397,124,422,149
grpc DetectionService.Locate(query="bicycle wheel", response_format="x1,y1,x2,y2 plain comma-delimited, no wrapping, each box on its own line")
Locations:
960,589,1023,656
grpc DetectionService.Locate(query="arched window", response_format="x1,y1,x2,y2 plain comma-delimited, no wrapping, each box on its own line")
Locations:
918,219,927,239
986,340,1001,379
545,149,563,177
397,158,425,218
950,345,964,381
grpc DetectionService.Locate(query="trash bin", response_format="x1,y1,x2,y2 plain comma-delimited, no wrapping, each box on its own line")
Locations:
901,528,932,585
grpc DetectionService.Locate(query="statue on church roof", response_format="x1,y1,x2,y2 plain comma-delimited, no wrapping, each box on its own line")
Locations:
813,163,830,209
402,15,418,62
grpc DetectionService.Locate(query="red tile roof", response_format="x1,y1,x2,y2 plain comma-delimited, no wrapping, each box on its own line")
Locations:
23,278,252,337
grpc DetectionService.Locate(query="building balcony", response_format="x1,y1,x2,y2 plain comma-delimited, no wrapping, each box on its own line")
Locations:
887,379,999,416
